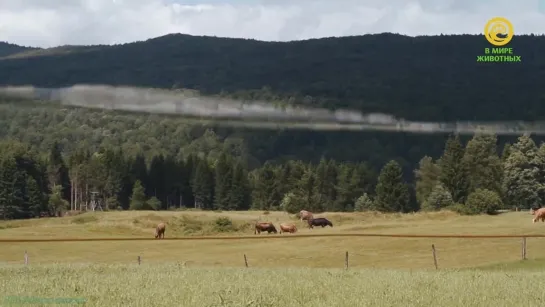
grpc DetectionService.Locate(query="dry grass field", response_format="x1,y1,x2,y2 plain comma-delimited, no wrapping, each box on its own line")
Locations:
1,210,545,306
1,263,543,307
0,209,544,269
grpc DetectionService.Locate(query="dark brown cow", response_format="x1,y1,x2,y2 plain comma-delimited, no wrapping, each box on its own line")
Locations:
299,210,313,222
307,217,333,229
155,222,166,239
254,222,278,234
279,223,297,234
532,208,545,223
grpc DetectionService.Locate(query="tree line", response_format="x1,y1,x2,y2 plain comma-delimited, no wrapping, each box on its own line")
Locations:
1,132,542,220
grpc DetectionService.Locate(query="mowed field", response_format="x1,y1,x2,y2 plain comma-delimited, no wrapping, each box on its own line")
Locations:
1,210,545,306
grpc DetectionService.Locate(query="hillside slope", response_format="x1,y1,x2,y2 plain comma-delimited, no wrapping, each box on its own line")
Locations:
0,42,38,58
0,33,544,122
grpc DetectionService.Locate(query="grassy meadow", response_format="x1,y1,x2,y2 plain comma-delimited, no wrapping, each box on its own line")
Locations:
1,263,543,307
0,210,544,269
1,210,545,306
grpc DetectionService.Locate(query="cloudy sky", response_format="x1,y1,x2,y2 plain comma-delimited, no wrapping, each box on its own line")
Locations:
0,0,544,48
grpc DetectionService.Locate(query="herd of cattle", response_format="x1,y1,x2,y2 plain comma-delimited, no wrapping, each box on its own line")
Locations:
151,208,545,238
154,210,332,239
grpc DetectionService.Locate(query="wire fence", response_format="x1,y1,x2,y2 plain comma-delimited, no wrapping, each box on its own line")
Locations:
2,233,545,242
1,233,542,270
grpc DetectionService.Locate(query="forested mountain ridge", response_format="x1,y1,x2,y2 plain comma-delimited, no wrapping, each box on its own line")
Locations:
0,33,544,121
0,33,544,219
0,33,544,180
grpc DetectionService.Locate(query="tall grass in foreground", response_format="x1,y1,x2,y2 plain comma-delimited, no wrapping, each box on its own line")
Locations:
0,264,542,307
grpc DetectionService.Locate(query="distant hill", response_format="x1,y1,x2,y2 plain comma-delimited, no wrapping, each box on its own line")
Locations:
0,33,544,121
0,33,544,176
0,42,39,58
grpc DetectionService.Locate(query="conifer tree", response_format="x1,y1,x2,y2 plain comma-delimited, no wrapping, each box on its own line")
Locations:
229,161,251,210
462,134,502,195
191,158,214,209
438,135,469,203
375,160,410,212
129,180,147,210
214,152,233,210
414,156,441,207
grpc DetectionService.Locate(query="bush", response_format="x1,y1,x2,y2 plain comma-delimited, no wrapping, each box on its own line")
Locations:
354,193,375,212
463,189,503,215
147,197,161,211
422,184,454,211
447,203,470,215
281,192,303,214
213,217,236,232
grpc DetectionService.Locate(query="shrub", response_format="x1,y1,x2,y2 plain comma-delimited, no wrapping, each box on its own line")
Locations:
463,189,503,215
354,193,375,212
213,217,236,232
422,184,454,211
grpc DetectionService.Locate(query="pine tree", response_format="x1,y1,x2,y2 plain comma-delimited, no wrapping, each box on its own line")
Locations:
251,163,282,210
314,158,328,206
148,155,165,204
0,158,25,219
438,135,469,203
48,184,69,217
295,165,322,212
228,161,251,210
375,160,410,212
462,133,503,195
26,176,46,218
129,180,147,210
47,141,71,201
414,156,441,208
334,163,353,211
191,158,214,209
502,148,541,209
214,152,233,210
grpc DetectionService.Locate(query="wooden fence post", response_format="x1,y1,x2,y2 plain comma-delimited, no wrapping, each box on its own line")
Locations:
431,244,438,270
244,254,248,268
137,255,141,265
522,237,527,260
24,251,28,265
345,251,349,270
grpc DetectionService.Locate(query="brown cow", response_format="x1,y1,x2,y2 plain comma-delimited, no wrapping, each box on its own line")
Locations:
279,223,297,234
299,210,313,222
254,222,278,234
155,222,166,239
532,208,545,223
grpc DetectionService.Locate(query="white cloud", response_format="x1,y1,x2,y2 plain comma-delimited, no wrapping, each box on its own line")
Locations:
0,0,543,48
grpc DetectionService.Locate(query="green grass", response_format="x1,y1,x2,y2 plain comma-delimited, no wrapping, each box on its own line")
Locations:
0,263,543,307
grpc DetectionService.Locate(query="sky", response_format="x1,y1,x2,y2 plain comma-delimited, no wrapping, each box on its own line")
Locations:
0,0,544,48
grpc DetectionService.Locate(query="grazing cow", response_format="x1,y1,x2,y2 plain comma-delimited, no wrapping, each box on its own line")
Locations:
307,218,333,229
531,206,542,214
155,222,166,239
279,223,297,234
299,210,314,222
532,208,545,223
254,222,278,234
